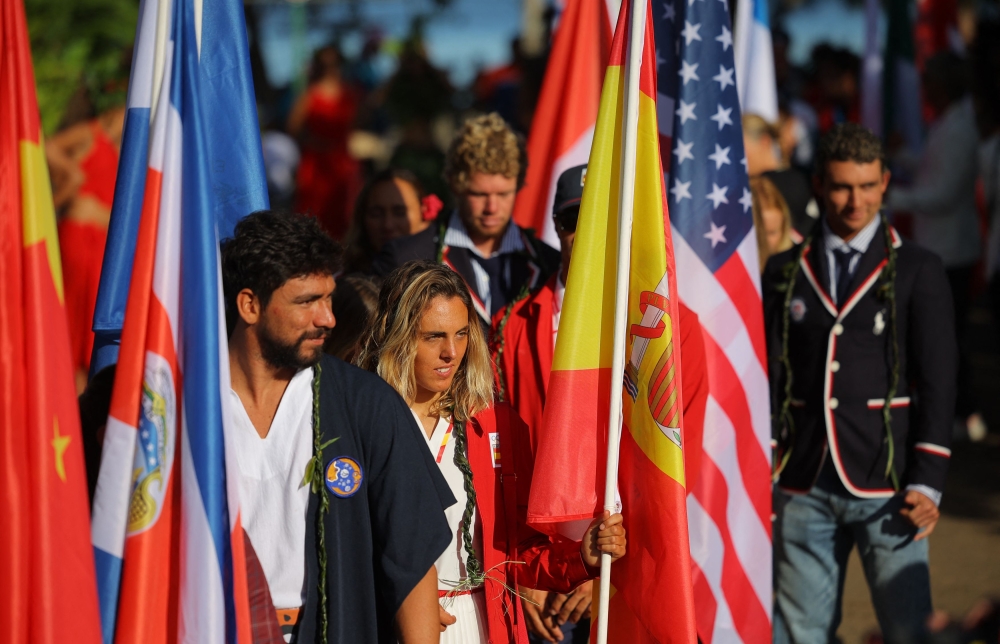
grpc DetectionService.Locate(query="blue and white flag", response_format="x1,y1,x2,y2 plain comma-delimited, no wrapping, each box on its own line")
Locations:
90,0,268,374
90,0,256,641
733,0,778,122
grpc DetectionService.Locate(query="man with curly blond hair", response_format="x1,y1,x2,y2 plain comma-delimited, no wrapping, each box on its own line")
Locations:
374,113,559,324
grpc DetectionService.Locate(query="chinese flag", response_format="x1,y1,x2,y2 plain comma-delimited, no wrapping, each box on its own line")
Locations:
0,1,102,642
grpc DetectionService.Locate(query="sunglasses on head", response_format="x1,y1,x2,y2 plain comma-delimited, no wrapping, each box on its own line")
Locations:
554,206,580,234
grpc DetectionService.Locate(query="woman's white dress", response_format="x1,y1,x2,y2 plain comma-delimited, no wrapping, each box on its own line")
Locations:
411,411,488,643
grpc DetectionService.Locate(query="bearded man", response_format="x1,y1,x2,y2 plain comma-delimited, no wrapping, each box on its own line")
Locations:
222,210,454,643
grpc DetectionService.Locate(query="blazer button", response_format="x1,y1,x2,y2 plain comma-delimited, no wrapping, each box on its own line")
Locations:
829,397,839,410
831,360,840,372
832,324,844,336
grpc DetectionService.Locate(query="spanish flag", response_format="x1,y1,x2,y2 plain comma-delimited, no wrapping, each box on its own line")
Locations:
526,0,697,640
0,1,102,642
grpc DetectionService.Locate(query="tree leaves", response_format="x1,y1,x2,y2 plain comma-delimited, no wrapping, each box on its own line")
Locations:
25,0,137,133
300,436,339,492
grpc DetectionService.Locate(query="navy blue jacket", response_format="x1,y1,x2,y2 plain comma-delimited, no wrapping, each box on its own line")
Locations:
371,219,559,323
763,223,957,497
297,356,454,643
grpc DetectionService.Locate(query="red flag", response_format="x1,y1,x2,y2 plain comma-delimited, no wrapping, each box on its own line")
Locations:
512,0,612,247
0,1,102,642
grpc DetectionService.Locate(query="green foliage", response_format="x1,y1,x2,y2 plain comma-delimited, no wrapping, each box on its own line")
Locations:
24,0,138,133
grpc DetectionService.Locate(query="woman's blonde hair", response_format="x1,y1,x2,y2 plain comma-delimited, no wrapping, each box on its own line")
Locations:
356,261,494,421
443,112,527,195
750,175,793,271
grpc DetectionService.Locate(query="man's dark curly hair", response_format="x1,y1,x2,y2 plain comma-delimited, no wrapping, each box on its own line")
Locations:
814,123,886,177
220,210,342,315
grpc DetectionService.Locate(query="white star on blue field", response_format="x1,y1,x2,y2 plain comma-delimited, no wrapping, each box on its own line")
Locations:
655,0,753,271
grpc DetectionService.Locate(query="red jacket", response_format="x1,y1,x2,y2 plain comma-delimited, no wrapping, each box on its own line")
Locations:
490,278,556,450
466,403,595,643
492,276,709,483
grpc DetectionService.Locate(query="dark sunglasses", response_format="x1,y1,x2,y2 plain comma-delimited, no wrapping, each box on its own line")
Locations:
554,206,580,234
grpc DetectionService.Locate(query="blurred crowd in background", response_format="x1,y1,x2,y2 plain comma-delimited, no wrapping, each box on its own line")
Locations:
29,2,1000,638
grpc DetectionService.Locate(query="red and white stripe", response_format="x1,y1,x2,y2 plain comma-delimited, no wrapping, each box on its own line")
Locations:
675,230,772,643
866,397,911,409
91,30,179,587
90,3,251,637
512,0,615,247
914,442,951,458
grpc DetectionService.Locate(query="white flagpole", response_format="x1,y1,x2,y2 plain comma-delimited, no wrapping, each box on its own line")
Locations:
596,0,647,641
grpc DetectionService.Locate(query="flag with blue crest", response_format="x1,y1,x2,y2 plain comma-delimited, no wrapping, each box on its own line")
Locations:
90,0,257,641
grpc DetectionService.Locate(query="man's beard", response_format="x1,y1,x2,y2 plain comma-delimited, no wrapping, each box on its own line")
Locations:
257,322,330,371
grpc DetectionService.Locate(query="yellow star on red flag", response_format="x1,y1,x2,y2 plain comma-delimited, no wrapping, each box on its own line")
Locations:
51,418,70,483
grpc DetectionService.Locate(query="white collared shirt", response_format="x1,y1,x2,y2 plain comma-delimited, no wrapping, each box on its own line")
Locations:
822,215,880,305
443,212,525,314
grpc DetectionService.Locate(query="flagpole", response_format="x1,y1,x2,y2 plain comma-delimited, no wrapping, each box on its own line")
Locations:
596,0,647,641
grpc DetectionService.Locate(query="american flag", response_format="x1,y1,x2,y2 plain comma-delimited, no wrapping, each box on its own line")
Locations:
654,0,773,641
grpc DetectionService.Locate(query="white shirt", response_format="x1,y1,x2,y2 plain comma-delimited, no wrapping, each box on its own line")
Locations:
411,411,483,591
888,97,981,268
822,216,880,305
443,211,525,315
230,368,314,610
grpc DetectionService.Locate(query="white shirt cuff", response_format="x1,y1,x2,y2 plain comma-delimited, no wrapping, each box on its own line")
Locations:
905,484,942,507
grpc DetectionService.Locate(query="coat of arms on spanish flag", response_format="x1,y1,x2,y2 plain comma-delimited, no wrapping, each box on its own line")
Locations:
526,0,697,641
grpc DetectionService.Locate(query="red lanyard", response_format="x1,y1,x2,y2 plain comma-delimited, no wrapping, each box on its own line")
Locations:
435,421,455,463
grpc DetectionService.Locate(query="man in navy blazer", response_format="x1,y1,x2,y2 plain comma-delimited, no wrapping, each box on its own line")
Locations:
763,124,957,643
373,113,559,326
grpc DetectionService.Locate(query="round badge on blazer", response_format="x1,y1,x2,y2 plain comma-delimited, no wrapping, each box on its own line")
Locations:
325,456,364,498
790,297,807,322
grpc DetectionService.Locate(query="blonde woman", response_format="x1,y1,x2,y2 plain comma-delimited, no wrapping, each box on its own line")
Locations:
357,261,626,643
750,175,795,271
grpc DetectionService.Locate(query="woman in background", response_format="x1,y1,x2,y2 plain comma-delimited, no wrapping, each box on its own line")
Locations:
357,262,626,643
46,105,125,392
750,175,794,271
288,45,360,240
342,168,441,274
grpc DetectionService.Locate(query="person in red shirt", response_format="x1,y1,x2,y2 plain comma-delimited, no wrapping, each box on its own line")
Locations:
288,45,361,240
356,261,627,643
492,165,709,642
46,106,125,392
